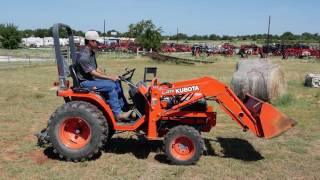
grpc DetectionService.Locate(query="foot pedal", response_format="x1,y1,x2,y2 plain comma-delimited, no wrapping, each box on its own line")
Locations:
115,108,142,126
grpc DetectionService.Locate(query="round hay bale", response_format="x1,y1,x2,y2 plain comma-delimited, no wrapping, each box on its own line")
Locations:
231,59,287,102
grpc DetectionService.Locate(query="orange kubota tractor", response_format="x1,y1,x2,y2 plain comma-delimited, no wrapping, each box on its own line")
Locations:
37,24,295,165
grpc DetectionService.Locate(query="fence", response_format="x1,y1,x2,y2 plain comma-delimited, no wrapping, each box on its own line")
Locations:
0,55,52,69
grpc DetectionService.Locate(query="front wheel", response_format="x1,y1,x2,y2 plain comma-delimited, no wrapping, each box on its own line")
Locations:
47,101,108,162
164,125,204,165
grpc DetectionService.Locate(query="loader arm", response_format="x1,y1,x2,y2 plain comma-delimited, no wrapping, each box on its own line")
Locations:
159,76,295,138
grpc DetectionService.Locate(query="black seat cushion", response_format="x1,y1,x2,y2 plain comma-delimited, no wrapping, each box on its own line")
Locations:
69,64,82,88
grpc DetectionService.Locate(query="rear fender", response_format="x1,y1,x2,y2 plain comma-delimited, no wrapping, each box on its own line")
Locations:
57,89,117,127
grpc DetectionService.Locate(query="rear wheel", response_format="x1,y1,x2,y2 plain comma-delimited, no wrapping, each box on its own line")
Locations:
47,101,108,162
164,125,204,165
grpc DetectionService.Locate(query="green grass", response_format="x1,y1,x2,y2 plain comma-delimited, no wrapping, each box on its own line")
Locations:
0,48,138,59
162,52,257,66
272,94,295,107
97,52,138,61
0,48,320,179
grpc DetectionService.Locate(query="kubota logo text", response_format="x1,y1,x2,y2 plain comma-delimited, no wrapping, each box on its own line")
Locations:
162,85,200,94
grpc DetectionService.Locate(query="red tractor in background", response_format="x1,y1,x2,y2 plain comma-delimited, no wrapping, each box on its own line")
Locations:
221,43,235,56
240,44,260,56
161,43,177,53
37,24,295,165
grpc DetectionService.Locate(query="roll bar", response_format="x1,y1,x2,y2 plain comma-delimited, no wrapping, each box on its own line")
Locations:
52,23,77,89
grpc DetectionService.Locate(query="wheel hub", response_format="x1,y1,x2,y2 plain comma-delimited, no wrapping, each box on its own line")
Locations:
59,117,91,150
170,136,195,160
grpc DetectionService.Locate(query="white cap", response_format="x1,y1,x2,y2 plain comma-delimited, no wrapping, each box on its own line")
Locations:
85,30,99,41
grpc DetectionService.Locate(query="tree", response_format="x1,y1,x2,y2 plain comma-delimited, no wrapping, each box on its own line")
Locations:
21,29,34,38
74,30,84,36
170,33,188,41
209,34,220,40
281,31,295,41
127,20,163,51
221,35,232,40
34,28,51,38
190,34,201,40
138,28,162,50
301,32,313,41
0,23,21,49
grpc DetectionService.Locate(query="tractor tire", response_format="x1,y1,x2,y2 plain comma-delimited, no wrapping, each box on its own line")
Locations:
47,101,108,162
164,125,204,165
107,128,115,141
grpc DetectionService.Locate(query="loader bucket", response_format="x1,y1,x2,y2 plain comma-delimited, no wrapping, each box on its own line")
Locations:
243,94,296,138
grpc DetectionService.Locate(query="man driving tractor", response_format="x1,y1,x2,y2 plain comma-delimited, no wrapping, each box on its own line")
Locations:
36,24,296,165
77,30,133,121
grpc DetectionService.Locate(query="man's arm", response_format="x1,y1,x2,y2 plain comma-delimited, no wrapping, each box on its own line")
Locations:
77,50,118,81
90,70,119,81
96,67,104,74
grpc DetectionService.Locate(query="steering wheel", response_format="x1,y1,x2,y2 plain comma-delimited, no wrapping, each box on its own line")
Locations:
159,82,173,88
151,78,159,87
119,68,135,82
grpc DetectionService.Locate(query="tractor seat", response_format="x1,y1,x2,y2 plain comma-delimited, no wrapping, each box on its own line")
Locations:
69,64,90,93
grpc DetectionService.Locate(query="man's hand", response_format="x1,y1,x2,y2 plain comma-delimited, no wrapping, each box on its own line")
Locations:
90,70,119,81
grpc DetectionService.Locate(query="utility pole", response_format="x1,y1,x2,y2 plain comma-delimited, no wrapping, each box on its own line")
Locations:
176,27,179,44
266,16,271,56
103,19,106,45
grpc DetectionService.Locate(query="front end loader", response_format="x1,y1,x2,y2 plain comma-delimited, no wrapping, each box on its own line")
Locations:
37,23,295,165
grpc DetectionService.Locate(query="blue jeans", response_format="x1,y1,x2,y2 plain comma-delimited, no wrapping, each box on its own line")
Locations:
81,79,122,116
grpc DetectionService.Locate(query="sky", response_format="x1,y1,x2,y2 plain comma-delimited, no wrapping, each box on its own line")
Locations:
1,0,319,36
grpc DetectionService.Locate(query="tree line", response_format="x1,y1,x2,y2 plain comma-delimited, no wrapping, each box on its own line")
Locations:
168,32,320,43
0,21,163,50
0,21,319,50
